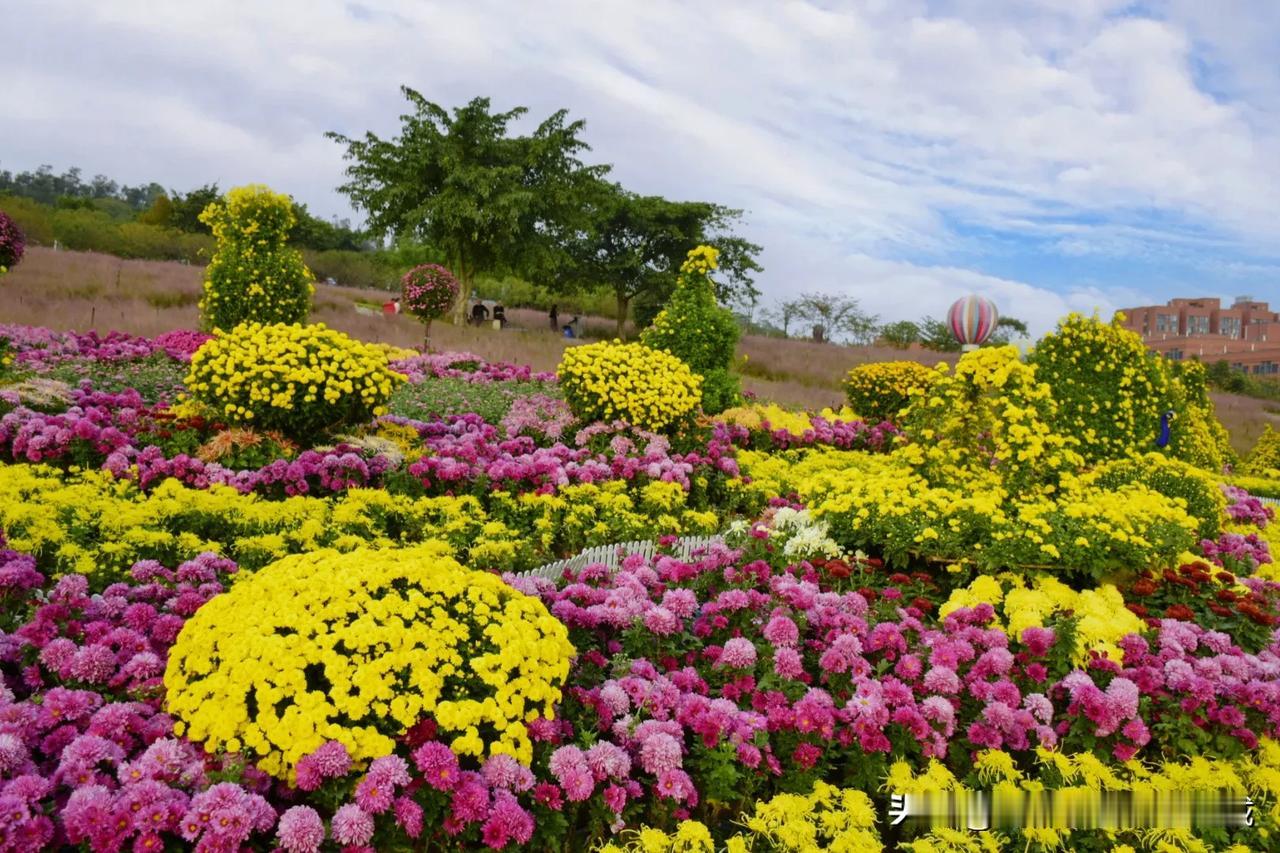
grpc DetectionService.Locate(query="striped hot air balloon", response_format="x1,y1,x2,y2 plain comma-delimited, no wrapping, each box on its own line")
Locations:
948,295,999,351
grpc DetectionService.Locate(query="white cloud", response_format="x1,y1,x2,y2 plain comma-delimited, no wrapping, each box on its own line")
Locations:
2,0,1278,335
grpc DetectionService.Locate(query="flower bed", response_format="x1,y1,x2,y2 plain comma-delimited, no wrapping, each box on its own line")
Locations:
1,318,1279,851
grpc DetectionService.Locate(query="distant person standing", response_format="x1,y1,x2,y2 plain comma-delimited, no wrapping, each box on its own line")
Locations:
470,300,489,326
492,303,507,328
549,304,559,331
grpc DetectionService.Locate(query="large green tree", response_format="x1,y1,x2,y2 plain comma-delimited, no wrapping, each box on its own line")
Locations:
327,87,608,323
562,181,762,335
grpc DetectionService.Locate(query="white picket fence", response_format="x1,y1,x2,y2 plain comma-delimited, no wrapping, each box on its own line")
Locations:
513,535,725,582
1261,496,1280,508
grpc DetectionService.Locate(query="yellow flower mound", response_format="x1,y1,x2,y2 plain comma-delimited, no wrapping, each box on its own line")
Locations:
888,742,1280,852
939,573,1144,663
736,445,1200,578
558,340,701,432
842,359,938,425
601,780,881,852
1245,425,1280,477
905,346,1083,495
186,321,405,439
165,542,575,779
717,402,860,436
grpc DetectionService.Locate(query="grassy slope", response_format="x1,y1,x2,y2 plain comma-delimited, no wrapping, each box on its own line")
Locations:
4,247,1276,452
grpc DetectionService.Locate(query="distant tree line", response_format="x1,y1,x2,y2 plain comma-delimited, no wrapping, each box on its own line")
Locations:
744,293,1028,350
1205,359,1280,402
0,165,366,253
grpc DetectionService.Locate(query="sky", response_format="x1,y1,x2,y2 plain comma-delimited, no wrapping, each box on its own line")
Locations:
3,0,1279,335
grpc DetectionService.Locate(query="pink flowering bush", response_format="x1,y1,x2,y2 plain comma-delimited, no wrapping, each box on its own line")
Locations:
150,330,213,362
400,264,459,340
0,212,24,275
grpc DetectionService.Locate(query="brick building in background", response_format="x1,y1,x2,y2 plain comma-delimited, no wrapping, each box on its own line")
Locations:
1120,296,1280,375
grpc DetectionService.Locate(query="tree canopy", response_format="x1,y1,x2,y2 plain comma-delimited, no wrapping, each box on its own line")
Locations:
327,87,609,321
558,181,762,334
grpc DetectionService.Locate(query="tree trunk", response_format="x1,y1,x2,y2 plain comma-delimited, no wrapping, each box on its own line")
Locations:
423,318,432,348
450,258,473,326
615,292,630,338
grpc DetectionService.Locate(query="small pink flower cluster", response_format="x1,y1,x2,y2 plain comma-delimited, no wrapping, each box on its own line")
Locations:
390,351,556,385
0,325,208,371
1,387,143,463
405,415,740,493
500,394,574,442
105,444,393,497
150,330,213,362
1,326,156,370
407,740,535,847
1222,484,1274,528
1200,531,1273,573
756,416,902,451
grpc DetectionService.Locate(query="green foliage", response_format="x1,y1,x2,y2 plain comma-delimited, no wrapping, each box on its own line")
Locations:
561,181,763,335
989,315,1030,343
1091,453,1226,540
0,194,212,261
1206,358,1280,402
913,315,1028,351
388,377,559,425
0,337,13,380
916,316,963,352
303,249,386,289
790,293,880,344
0,163,163,210
288,202,364,251
198,185,313,332
0,196,54,245
640,246,741,414
328,87,609,322
45,352,187,401
164,183,221,234
878,320,921,349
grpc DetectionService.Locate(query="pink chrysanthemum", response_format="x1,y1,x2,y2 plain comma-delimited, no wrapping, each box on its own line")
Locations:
276,806,325,853
331,804,374,846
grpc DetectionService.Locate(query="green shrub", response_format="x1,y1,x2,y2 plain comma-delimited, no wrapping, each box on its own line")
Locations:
640,245,740,414
1091,453,1226,540
185,322,404,439
304,249,388,290
0,195,55,245
198,185,313,332
50,207,124,255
